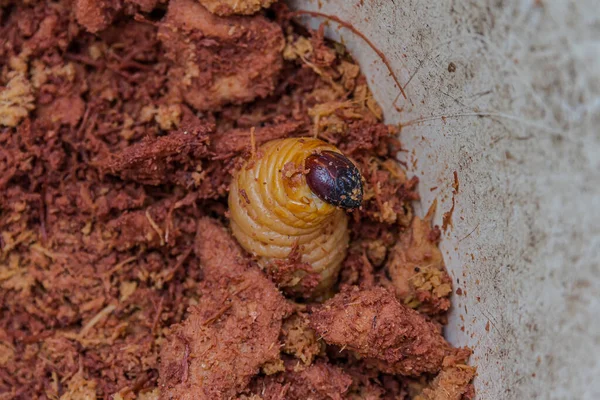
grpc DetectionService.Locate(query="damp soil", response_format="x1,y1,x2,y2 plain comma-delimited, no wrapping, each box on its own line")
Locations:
0,1,475,399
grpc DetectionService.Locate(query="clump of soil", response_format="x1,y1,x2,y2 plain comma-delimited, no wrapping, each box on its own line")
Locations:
0,1,475,399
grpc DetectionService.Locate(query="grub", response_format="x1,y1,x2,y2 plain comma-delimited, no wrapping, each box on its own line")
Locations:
0,2,473,398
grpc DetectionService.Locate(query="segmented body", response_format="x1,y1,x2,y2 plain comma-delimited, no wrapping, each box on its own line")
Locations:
229,137,360,296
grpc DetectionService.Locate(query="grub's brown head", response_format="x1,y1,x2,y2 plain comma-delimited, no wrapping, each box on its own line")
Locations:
305,150,363,210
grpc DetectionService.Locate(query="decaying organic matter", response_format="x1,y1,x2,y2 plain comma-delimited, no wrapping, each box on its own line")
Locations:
0,1,474,399
198,0,276,16
158,0,285,111
309,287,471,377
383,202,453,317
159,218,291,399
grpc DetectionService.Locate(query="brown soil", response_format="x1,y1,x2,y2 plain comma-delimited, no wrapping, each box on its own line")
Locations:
0,1,474,399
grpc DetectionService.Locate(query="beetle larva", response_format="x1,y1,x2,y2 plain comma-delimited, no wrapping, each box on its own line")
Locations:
229,137,363,297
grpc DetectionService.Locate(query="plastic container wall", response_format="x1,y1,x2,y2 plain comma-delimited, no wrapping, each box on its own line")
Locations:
289,1,600,399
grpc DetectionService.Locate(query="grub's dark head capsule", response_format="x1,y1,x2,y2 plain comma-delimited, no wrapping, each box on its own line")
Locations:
305,150,363,210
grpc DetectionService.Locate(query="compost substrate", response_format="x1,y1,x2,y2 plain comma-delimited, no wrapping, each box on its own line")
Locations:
0,1,475,399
